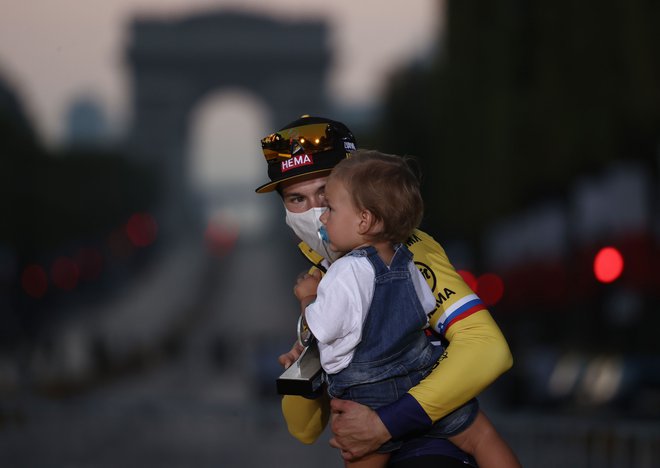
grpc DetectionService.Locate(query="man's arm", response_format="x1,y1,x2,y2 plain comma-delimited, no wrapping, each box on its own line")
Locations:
280,268,328,443
377,309,512,439
331,309,512,460
330,228,515,459
281,394,331,444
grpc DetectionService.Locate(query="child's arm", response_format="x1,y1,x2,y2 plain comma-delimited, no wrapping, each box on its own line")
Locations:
278,269,323,369
294,269,322,310
278,340,304,369
282,260,370,445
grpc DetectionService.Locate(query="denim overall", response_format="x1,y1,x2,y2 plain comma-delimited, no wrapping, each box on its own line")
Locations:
326,244,443,407
326,244,479,452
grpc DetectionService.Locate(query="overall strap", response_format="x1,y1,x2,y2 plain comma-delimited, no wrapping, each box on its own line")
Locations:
360,246,390,276
389,243,413,271
355,244,413,276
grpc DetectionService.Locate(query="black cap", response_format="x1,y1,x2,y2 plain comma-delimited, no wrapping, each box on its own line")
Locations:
255,115,357,193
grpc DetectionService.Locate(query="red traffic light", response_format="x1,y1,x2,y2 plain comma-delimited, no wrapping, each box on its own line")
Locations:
594,246,624,283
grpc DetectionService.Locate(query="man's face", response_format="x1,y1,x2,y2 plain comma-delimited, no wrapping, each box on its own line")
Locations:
280,175,329,213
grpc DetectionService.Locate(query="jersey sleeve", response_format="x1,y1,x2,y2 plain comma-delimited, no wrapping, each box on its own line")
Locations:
281,394,331,444
375,230,513,439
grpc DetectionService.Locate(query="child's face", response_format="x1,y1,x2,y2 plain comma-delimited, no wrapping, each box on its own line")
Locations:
319,176,364,254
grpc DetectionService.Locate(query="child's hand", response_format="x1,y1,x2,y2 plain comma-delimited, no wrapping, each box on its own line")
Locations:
278,341,304,369
294,269,322,302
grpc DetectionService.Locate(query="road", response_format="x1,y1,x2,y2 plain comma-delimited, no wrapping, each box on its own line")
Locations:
1,194,341,468
3,201,659,467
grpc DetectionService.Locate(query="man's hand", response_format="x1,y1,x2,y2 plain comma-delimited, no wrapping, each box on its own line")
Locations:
328,399,392,461
278,341,304,369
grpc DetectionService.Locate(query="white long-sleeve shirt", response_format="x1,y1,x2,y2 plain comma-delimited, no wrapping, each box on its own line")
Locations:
305,254,436,374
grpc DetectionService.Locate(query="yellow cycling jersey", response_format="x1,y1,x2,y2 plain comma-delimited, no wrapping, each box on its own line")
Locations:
283,228,513,443
405,229,485,334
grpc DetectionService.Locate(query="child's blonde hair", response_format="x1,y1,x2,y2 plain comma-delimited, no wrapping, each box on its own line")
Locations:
329,149,423,244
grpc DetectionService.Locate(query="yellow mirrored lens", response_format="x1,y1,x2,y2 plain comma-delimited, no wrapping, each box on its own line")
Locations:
261,123,335,161
276,123,328,142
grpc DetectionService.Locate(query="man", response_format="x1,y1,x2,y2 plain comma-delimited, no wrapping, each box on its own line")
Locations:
256,115,514,467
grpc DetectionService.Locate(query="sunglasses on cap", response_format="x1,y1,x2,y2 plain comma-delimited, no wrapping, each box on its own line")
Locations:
261,123,337,162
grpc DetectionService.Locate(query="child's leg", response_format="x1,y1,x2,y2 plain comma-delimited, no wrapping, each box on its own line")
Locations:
449,410,521,468
344,452,390,468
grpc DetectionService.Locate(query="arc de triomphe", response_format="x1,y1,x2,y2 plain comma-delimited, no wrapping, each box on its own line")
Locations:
125,10,331,236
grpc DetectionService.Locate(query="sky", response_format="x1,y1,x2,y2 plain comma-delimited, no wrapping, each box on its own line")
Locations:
0,0,441,140
0,0,442,185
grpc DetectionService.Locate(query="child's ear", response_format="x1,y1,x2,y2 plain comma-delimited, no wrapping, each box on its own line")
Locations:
357,210,371,235
358,210,381,235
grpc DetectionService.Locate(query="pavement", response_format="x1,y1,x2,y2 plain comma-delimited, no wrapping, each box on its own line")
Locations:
0,195,346,467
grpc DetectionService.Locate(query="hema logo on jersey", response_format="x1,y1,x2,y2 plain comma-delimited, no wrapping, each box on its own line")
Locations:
281,154,314,172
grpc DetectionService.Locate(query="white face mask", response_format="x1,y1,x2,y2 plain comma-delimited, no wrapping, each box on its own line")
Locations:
285,207,343,263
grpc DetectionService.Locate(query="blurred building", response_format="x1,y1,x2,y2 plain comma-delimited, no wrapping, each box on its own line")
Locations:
63,95,111,148
125,10,332,240
0,69,37,142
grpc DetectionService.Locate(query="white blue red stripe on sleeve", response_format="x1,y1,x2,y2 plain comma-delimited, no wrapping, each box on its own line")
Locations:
433,294,484,336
